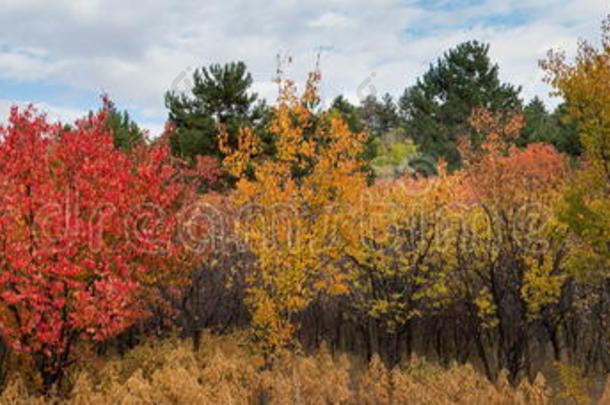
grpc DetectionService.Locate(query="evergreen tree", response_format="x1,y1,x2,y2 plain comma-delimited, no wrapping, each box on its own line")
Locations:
104,100,145,152
330,95,364,133
164,61,270,162
399,40,522,169
520,97,554,147
520,97,581,157
550,103,581,157
358,93,400,139
83,98,145,152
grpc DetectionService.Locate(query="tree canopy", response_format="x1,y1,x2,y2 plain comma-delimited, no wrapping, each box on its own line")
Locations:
399,40,522,169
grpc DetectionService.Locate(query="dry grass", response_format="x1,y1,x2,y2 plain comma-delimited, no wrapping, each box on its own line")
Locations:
0,333,579,404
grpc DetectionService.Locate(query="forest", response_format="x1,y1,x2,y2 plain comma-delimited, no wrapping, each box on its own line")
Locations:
0,13,610,405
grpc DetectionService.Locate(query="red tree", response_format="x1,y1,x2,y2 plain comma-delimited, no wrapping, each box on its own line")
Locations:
0,106,202,389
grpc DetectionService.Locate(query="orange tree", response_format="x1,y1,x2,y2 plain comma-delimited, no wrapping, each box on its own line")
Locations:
221,71,368,357
452,109,569,382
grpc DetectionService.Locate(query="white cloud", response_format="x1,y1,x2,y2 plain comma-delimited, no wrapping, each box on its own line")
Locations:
0,98,169,138
0,0,608,127
308,12,352,28
0,98,84,124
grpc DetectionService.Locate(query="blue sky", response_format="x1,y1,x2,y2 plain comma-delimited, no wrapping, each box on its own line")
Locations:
0,0,608,136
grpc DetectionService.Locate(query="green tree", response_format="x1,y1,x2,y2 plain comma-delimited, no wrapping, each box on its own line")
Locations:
519,97,555,146
358,93,400,139
369,128,419,180
330,95,364,133
550,103,581,157
104,100,145,152
519,97,580,157
84,98,145,152
399,40,522,169
330,95,411,182
165,61,270,162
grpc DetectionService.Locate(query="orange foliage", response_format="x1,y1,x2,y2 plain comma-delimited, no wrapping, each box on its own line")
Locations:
221,71,368,356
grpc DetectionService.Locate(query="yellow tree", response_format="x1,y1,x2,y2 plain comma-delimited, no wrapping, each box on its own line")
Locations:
344,164,465,360
540,15,610,374
221,71,368,356
541,15,610,277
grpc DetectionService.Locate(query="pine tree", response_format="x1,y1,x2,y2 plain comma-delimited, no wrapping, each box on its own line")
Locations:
164,61,270,162
358,93,400,139
104,100,145,152
519,97,580,157
399,41,522,169
330,95,364,133
83,98,145,152
520,97,554,146
550,103,581,157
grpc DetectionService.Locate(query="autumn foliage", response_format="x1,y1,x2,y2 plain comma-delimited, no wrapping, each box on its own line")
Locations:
212,64,587,390
0,105,201,388
221,71,368,355
3,16,610,403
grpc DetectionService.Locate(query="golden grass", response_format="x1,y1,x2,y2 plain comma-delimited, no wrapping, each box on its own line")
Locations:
0,333,591,404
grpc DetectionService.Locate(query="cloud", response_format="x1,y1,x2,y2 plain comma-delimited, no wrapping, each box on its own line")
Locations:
308,12,352,28
0,98,84,124
0,0,608,134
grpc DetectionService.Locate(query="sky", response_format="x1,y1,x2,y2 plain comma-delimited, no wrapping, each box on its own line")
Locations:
0,0,608,136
